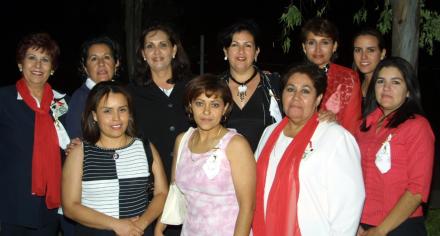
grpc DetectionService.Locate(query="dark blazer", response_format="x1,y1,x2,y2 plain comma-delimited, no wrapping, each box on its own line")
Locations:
127,79,190,181
66,83,90,138
0,85,68,229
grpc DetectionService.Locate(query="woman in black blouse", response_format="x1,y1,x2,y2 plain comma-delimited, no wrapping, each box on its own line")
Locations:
218,20,283,151
128,23,192,182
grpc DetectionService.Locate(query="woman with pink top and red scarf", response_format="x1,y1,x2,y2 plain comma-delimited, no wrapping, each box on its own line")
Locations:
253,64,364,236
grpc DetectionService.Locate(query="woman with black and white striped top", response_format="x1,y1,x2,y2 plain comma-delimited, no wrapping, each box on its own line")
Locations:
62,81,168,236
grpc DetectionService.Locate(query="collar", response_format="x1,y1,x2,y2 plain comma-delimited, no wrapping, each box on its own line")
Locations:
17,89,66,108
85,78,97,90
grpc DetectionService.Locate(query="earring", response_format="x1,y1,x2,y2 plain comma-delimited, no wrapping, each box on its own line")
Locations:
222,115,227,122
143,57,146,61
50,71,54,76
224,56,227,61
254,57,258,63
172,55,175,59
19,67,22,72
187,113,193,121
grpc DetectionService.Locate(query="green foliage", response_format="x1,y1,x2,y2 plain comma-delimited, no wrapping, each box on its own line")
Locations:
280,4,302,52
279,0,440,55
376,0,392,35
353,7,368,24
426,208,440,236
420,8,440,55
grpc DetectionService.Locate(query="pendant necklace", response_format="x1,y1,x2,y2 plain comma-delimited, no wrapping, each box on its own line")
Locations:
229,68,258,102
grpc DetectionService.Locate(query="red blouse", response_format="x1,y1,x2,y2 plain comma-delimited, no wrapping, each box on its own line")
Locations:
355,108,435,226
321,63,362,134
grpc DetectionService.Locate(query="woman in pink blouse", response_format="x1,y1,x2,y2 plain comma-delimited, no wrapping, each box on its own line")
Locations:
356,57,435,236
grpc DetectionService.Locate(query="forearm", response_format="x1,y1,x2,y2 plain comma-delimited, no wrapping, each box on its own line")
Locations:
376,191,422,234
136,192,167,229
64,203,117,231
233,203,254,236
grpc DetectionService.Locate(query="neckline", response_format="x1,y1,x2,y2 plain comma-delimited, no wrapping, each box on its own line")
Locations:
188,128,228,155
229,67,258,86
94,137,136,151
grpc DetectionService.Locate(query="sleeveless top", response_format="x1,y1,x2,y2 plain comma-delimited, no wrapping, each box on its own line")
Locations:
81,138,151,219
175,128,240,236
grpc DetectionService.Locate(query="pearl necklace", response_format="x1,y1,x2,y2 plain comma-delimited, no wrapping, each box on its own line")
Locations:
229,67,258,102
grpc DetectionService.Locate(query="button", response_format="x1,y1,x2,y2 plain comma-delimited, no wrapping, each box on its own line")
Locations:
168,103,173,108
169,126,175,131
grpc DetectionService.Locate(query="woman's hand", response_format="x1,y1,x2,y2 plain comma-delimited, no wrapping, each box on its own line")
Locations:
318,110,337,123
65,138,82,156
113,217,143,236
363,226,387,236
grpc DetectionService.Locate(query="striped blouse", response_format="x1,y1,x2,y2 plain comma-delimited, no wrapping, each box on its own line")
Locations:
81,138,151,219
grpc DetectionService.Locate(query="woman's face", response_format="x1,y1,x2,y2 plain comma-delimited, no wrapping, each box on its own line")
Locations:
141,30,177,72
84,43,119,83
353,35,385,79
282,73,322,125
223,30,260,73
93,92,130,140
375,66,409,116
18,48,53,88
302,32,337,68
190,93,229,132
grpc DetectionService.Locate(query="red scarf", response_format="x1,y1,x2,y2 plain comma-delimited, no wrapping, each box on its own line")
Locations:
253,113,319,236
16,78,61,209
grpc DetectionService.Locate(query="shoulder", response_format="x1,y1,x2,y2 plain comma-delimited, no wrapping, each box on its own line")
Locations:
315,121,356,142
329,63,360,83
0,85,17,98
395,114,434,137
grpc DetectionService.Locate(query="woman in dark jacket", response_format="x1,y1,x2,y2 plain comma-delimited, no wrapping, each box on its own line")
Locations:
0,33,69,236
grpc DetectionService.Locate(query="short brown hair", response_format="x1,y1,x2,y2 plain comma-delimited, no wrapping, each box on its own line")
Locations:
301,17,339,44
183,74,233,121
16,33,60,69
82,81,136,144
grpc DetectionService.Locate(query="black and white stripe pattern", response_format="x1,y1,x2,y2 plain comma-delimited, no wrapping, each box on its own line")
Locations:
82,138,151,219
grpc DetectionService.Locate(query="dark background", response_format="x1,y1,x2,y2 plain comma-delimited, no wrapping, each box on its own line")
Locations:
2,0,439,205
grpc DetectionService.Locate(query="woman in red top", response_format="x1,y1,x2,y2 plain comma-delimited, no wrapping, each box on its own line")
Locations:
301,18,362,134
356,57,434,236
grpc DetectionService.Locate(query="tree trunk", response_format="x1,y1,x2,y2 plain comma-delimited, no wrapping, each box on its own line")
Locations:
124,0,143,81
390,0,420,69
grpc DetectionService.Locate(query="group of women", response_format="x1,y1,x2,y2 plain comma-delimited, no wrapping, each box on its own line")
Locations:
0,16,435,236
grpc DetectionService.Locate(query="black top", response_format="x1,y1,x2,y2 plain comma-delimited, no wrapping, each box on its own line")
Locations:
220,69,283,151
127,79,190,181
0,85,68,229
66,83,90,138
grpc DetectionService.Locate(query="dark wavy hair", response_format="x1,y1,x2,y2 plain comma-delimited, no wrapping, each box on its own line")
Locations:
79,36,121,80
16,32,60,69
219,19,262,50
183,74,233,122
82,81,136,144
361,57,424,131
281,63,328,97
134,23,191,86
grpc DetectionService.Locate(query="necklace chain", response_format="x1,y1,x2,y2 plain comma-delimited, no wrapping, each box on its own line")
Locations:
190,127,223,162
229,67,258,102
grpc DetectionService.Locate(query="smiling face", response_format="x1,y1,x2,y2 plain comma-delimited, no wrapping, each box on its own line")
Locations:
84,43,119,83
302,32,337,68
141,30,177,72
190,93,229,132
224,30,260,73
282,72,323,125
93,92,130,141
375,66,409,116
18,48,53,88
353,35,385,79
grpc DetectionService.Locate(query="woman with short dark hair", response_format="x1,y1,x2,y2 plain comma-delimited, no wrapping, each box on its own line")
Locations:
0,32,68,235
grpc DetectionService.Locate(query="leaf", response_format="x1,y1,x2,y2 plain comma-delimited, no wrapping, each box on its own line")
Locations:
279,4,302,53
353,7,368,24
